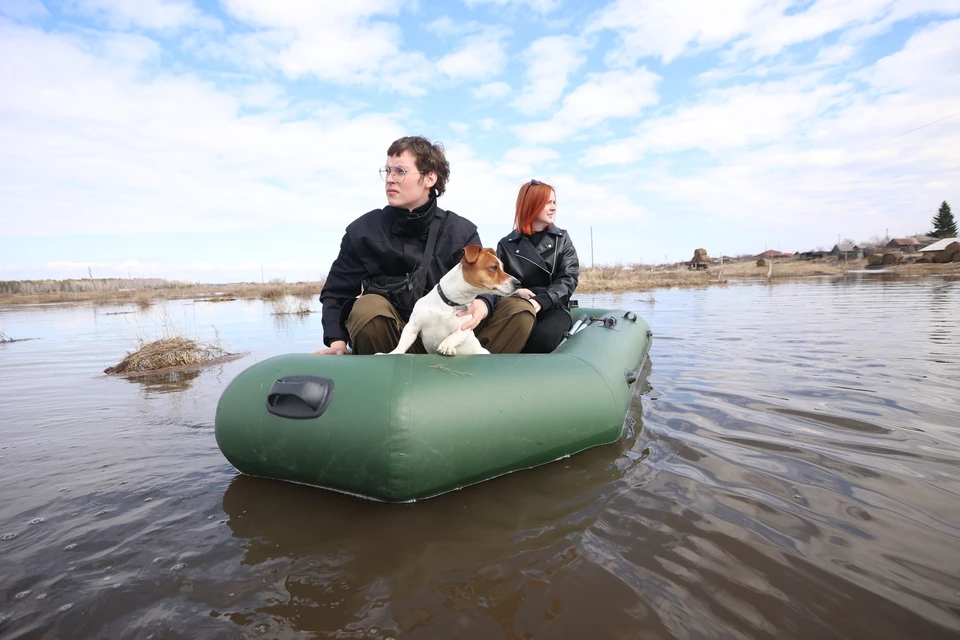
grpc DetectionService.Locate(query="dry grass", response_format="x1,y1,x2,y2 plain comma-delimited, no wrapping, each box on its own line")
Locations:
104,336,238,374
576,258,960,292
0,281,324,307
270,298,312,316
5,258,959,310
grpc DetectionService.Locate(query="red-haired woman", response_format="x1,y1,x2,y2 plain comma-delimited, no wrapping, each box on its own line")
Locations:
497,180,580,353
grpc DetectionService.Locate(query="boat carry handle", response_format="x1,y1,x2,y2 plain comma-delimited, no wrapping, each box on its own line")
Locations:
623,311,637,323
624,368,639,385
267,375,335,420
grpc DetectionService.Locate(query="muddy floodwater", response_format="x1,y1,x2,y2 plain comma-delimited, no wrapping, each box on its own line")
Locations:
1,276,959,639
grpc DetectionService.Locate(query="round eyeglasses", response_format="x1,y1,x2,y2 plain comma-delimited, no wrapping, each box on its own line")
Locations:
379,166,423,182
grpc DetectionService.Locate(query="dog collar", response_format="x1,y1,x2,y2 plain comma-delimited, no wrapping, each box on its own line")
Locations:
437,284,466,308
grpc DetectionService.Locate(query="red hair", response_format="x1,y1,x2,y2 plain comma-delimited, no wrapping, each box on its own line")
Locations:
514,180,555,235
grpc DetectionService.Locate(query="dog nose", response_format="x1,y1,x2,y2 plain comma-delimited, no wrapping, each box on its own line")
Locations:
511,277,521,287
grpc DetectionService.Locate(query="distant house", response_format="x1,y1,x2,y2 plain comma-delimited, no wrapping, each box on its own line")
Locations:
918,237,959,253
886,238,920,252
796,251,826,260
831,242,862,259
756,249,786,258
913,234,939,250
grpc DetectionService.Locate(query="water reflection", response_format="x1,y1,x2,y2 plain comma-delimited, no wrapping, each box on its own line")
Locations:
3,281,960,639
218,399,647,638
117,368,204,393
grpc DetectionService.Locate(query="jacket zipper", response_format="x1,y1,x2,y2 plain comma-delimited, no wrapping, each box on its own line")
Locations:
516,253,553,275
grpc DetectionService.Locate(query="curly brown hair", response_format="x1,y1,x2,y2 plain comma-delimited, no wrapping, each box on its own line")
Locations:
387,136,451,198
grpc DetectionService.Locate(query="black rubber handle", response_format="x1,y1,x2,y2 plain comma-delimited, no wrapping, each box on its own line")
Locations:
624,368,639,385
267,375,334,420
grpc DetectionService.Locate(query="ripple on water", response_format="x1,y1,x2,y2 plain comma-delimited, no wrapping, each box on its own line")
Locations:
1,282,959,639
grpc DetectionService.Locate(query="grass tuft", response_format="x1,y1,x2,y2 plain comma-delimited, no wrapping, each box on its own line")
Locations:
104,336,236,374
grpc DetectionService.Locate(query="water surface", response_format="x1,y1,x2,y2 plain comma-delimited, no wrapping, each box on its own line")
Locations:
1,276,958,639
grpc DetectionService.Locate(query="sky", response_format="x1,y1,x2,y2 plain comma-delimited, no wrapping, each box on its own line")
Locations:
1,0,959,283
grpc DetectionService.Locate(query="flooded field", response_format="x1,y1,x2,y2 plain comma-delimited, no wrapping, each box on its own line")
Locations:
1,275,958,639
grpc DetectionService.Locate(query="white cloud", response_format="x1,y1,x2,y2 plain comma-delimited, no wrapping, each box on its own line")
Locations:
0,21,408,242
473,81,511,100
218,0,414,88
590,0,960,65
862,18,960,96
577,15,960,257
238,82,287,109
436,30,510,80
737,0,960,58
462,0,561,12
67,0,213,31
589,0,773,64
426,16,487,36
0,0,49,20
516,68,660,144
503,146,560,167
510,34,589,115
584,75,853,163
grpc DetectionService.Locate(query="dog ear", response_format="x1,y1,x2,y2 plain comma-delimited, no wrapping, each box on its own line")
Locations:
462,245,483,263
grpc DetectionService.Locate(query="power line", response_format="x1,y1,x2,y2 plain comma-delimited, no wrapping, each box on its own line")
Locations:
858,109,960,151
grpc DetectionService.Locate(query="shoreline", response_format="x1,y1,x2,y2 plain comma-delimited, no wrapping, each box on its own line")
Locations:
2,260,959,307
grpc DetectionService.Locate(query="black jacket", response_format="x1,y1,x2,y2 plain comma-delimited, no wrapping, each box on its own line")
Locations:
320,198,489,347
497,226,579,312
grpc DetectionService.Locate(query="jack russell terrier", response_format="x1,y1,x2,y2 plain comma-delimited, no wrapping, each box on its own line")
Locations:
383,245,520,356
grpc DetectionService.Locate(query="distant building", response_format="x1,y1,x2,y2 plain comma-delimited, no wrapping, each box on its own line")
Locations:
831,243,862,259
885,238,920,252
918,237,959,253
912,235,939,250
756,249,786,258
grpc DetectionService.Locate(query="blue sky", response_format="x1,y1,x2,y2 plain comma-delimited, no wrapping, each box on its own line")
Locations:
1,0,958,283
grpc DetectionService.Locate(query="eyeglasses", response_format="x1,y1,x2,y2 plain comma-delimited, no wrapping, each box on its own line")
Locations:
380,166,423,182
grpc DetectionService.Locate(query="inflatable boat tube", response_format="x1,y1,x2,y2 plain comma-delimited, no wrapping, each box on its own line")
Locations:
214,308,652,502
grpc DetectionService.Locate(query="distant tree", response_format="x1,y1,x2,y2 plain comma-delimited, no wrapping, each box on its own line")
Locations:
930,201,957,238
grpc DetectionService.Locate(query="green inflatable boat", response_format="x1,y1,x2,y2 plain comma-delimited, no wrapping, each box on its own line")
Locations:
215,308,652,502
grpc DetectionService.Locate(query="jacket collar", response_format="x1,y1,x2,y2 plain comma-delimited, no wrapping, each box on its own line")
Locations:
504,225,562,242
387,198,439,238
505,225,564,274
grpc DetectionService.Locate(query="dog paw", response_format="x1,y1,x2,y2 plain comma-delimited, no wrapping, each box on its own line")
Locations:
437,344,457,356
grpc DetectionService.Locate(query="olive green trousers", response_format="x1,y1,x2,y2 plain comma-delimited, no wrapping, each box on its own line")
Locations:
345,294,535,355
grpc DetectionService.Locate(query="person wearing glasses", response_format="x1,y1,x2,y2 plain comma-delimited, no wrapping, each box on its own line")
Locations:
497,179,580,353
315,136,535,355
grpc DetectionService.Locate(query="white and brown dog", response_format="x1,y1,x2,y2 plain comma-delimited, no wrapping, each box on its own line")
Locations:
384,245,520,356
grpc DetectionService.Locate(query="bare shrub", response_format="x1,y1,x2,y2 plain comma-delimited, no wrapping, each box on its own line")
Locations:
270,298,312,315
260,286,285,301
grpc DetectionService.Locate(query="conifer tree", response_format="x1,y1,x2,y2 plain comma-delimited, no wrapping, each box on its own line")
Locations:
930,201,957,238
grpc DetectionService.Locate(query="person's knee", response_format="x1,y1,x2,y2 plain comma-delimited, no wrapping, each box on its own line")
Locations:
351,294,392,316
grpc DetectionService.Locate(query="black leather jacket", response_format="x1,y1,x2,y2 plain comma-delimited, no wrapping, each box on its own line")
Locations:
497,226,579,312
320,199,489,347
